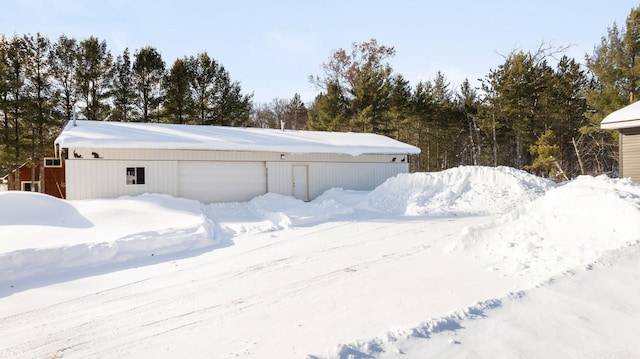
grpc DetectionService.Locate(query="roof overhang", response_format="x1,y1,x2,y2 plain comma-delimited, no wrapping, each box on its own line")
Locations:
601,100,640,130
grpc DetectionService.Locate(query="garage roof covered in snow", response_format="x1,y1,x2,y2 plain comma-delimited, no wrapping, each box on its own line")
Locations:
54,120,421,156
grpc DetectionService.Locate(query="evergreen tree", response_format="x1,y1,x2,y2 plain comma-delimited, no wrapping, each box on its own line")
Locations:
163,58,193,124
307,80,347,132
133,46,165,122
112,48,138,122
50,35,78,122
482,50,554,169
585,6,640,113
457,79,481,165
212,67,252,126
549,56,589,177
388,74,412,142
0,36,11,174
1,35,29,186
187,52,219,125
350,66,391,133
411,80,435,171
526,129,561,178
23,33,56,192
76,36,113,120
285,93,307,130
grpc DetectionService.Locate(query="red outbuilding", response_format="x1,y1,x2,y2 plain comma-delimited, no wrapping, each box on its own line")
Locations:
2,158,66,199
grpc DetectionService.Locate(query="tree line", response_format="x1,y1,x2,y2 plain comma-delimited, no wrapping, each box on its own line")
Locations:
0,33,253,182
2,5,639,187
302,5,640,178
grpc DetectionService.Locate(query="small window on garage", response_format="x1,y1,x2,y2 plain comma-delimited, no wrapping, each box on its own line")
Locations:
126,167,145,185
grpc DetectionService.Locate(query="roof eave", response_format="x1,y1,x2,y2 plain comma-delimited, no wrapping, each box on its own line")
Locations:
601,119,640,130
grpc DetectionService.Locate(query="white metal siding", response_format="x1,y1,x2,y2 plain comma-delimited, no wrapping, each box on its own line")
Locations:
65,160,178,200
621,131,640,182
178,161,266,203
73,148,405,163
267,162,408,200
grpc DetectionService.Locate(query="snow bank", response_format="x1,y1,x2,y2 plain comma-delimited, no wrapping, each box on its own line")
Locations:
450,175,640,279
0,191,91,227
0,193,215,284
365,166,554,216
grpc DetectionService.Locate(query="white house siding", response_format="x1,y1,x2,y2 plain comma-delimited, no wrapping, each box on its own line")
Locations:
266,162,408,200
178,161,267,203
620,129,640,182
65,160,178,200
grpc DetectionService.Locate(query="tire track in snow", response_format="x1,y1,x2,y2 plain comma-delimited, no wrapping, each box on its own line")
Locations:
1,216,502,358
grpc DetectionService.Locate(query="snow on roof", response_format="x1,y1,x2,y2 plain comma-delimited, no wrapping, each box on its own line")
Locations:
601,100,640,130
54,120,421,156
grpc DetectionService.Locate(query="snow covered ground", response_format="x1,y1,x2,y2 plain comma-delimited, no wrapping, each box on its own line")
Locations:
1,166,639,358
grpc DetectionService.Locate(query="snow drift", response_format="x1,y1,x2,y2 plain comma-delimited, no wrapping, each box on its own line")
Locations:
0,192,215,284
449,175,640,281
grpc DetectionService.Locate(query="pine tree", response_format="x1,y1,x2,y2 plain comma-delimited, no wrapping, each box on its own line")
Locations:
307,81,347,132
23,33,56,192
163,58,193,124
187,52,219,125
411,80,435,171
350,67,391,133
211,66,252,126
549,56,589,177
457,79,481,165
50,35,78,122
0,36,12,174
76,36,113,120
133,46,165,122
285,93,307,130
388,74,412,142
526,129,561,179
112,48,138,122
1,35,29,187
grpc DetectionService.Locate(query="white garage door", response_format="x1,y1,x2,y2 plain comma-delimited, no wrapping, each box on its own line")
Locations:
178,161,267,203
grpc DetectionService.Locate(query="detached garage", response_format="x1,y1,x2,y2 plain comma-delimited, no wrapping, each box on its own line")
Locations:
54,120,420,203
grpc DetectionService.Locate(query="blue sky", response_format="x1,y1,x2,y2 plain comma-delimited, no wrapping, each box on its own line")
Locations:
0,0,637,104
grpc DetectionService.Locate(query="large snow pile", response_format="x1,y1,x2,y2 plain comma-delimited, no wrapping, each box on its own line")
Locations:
449,175,640,281
365,165,555,216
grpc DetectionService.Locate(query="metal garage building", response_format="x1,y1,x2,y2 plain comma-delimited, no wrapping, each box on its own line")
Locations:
54,120,420,203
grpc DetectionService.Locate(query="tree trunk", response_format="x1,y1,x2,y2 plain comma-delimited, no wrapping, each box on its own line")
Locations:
572,137,585,176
